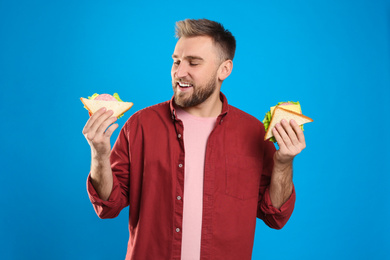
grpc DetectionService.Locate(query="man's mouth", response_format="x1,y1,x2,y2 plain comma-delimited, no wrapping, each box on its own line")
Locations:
177,81,193,88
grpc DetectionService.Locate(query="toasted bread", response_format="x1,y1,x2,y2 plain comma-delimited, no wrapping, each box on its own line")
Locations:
264,106,313,140
80,97,133,118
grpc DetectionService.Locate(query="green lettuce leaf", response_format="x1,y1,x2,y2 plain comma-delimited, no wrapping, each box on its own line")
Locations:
113,93,123,102
88,93,99,100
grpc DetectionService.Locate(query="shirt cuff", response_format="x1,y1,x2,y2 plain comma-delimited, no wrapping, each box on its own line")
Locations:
86,173,120,208
260,185,296,217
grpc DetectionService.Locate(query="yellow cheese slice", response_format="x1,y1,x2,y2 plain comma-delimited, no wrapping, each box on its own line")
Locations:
270,104,302,116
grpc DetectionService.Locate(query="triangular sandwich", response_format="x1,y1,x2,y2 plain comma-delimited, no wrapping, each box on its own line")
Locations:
264,106,313,141
80,97,133,118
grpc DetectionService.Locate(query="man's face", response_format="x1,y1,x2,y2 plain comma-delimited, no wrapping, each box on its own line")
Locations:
171,36,221,108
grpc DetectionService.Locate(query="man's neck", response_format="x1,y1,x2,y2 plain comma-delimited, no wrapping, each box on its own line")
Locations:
181,91,222,118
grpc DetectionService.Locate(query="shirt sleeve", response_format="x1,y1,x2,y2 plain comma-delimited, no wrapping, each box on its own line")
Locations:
257,140,296,229
86,123,131,219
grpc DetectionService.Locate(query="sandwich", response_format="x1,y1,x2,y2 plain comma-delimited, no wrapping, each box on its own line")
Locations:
80,93,133,118
263,101,313,142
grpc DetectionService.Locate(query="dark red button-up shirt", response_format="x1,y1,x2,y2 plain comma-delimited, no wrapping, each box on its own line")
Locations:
87,93,295,260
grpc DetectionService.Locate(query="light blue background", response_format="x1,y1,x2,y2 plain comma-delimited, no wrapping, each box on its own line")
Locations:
1,0,389,259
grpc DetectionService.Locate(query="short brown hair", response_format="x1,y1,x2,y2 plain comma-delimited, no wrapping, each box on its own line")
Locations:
175,18,236,61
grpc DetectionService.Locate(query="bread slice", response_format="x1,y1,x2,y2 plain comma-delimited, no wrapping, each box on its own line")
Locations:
270,104,301,116
80,97,133,118
264,106,313,140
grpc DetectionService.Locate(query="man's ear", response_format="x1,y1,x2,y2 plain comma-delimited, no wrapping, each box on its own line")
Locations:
218,60,233,81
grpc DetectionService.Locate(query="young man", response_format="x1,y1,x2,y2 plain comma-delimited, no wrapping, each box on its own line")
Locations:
83,19,306,260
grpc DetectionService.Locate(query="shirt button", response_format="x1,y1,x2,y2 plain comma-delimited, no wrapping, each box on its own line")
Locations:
177,196,181,200
179,163,183,168
176,228,180,232
178,134,181,138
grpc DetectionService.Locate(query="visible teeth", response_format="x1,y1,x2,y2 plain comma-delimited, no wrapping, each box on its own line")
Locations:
178,82,192,87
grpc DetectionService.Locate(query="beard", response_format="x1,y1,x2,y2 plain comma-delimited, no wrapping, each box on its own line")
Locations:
172,72,217,108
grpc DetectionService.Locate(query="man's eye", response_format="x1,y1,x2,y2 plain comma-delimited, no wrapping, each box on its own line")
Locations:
190,63,198,66
173,61,180,65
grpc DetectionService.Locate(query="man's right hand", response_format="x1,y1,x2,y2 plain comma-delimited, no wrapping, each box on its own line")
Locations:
82,107,118,201
82,107,119,160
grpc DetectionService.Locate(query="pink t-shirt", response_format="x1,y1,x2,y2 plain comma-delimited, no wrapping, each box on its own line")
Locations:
176,108,217,260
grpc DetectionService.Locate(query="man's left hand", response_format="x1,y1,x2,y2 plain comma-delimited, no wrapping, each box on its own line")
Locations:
272,119,306,165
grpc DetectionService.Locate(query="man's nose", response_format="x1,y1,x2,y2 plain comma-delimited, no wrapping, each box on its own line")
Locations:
175,63,189,78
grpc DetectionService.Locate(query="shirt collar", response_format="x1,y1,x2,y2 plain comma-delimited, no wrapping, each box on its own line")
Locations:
169,92,229,122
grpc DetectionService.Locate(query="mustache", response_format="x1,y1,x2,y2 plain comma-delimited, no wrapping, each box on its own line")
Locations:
174,79,194,84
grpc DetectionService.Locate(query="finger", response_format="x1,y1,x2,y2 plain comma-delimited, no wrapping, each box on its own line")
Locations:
86,110,114,140
96,116,118,137
275,121,292,147
281,119,299,146
290,120,306,145
82,107,107,134
272,125,286,149
104,123,119,138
